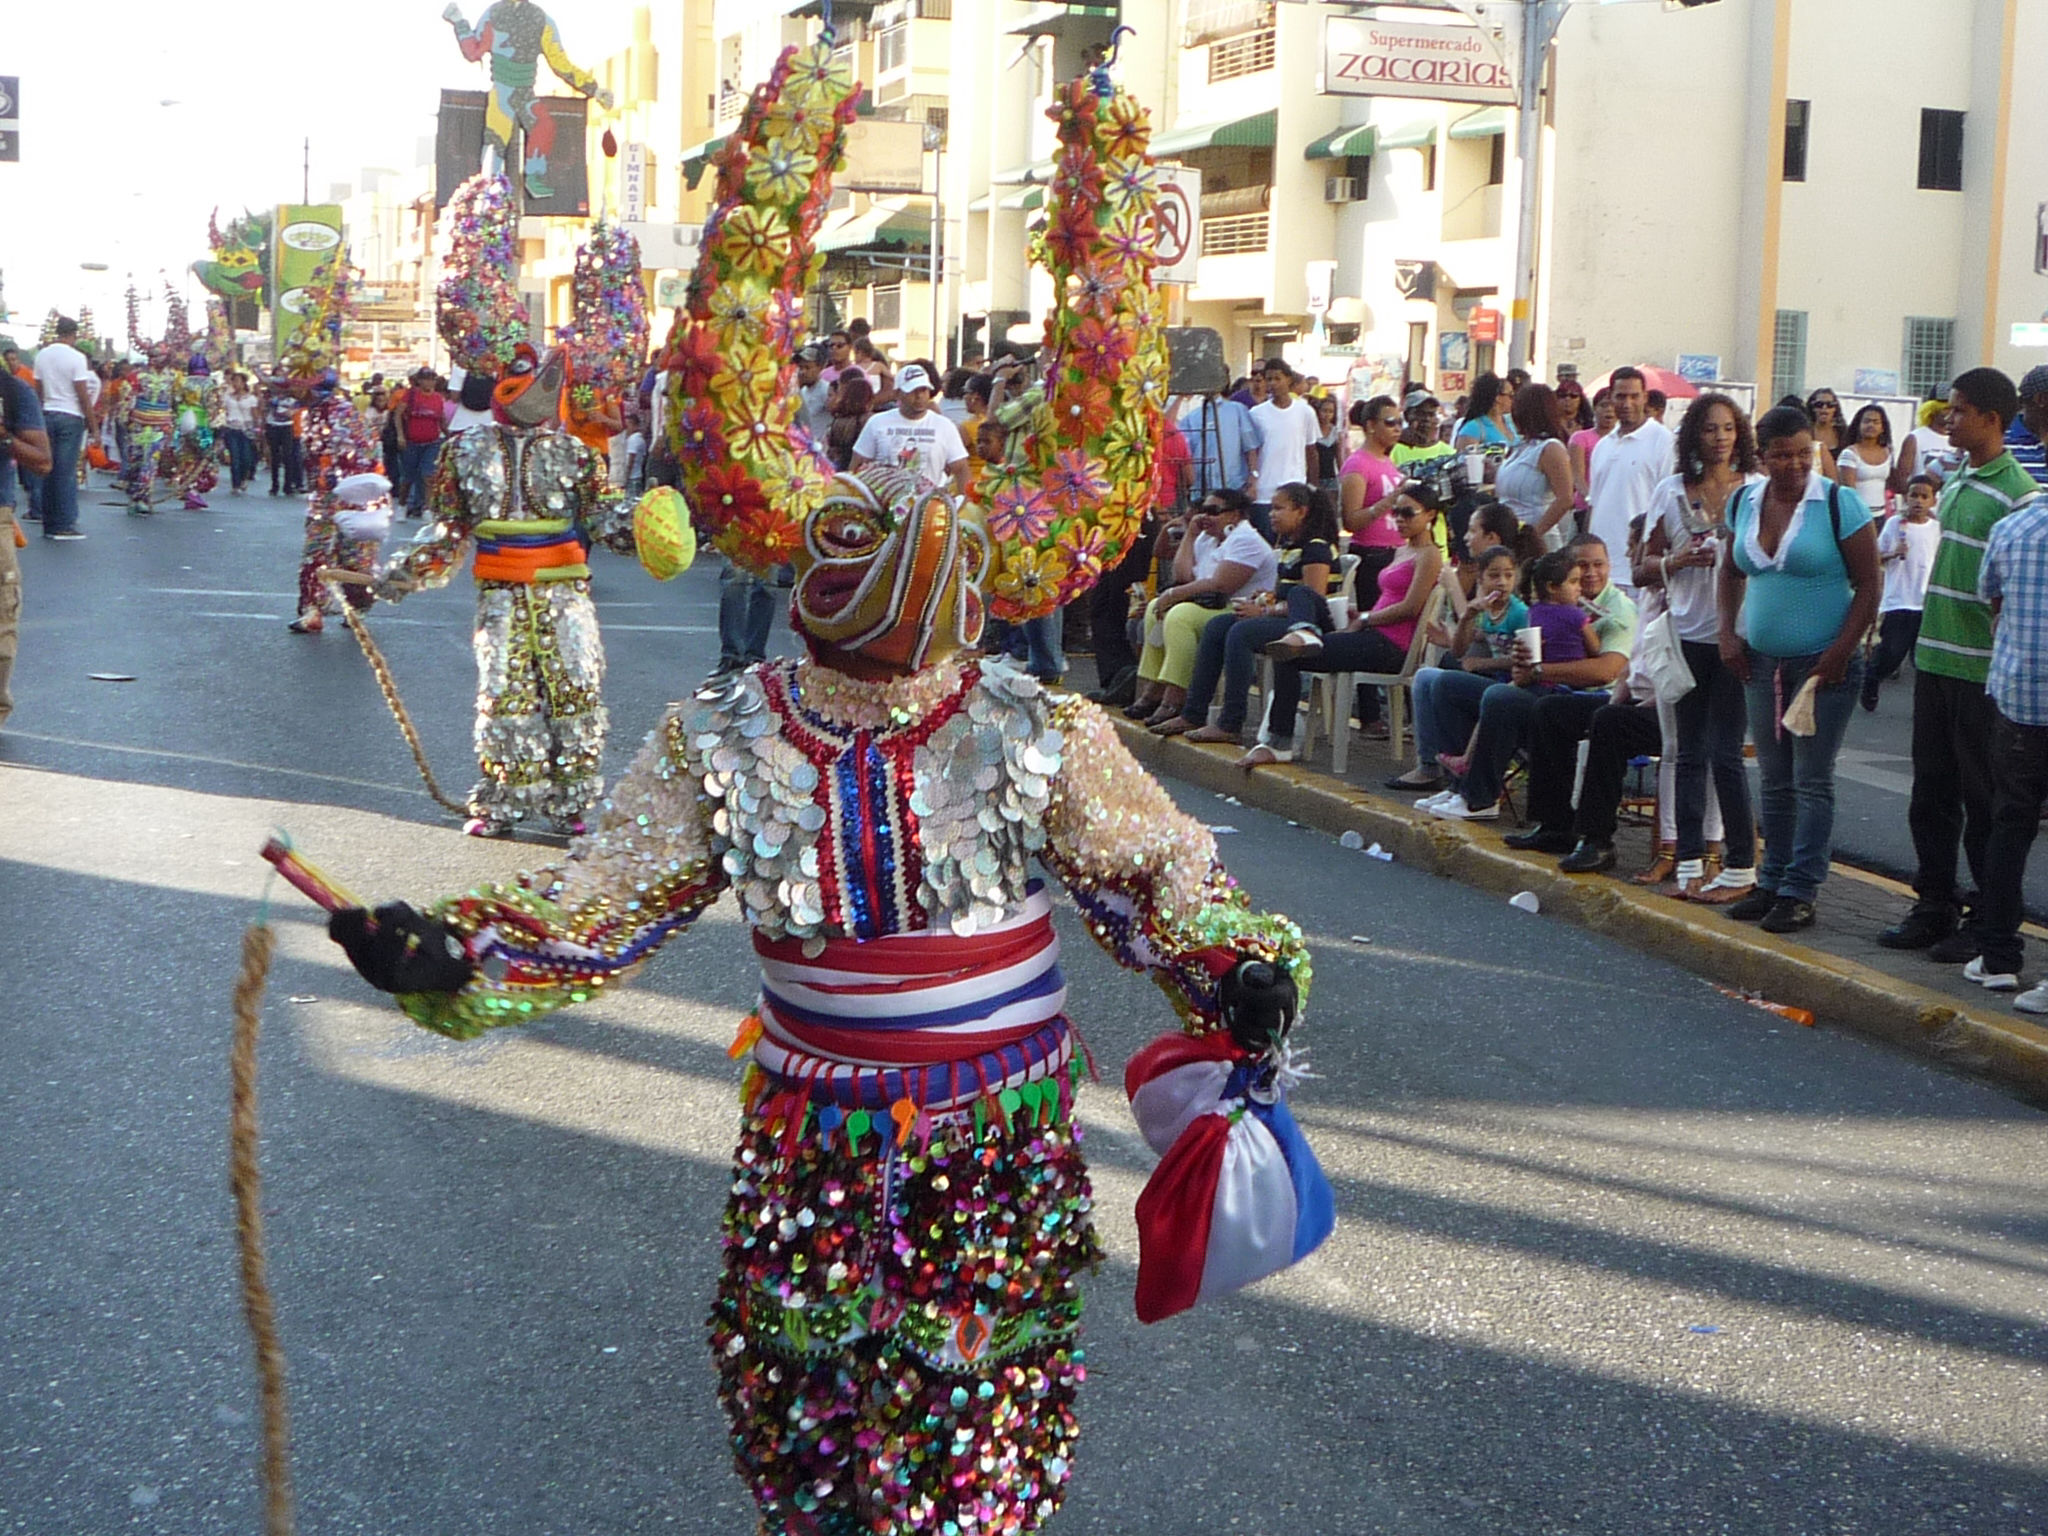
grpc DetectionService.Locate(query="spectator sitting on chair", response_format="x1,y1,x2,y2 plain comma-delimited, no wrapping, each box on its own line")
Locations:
1236,480,1447,770
1125,488,1276,727
1419,533,1638,821
1158,481,1339,744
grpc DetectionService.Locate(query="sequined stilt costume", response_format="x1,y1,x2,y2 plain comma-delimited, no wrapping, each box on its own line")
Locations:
162,369,222,507
375,418,631,829
120,367,176,509
382,654,1305,1535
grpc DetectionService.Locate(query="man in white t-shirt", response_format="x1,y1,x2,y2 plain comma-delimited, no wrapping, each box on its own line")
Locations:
1584,367,1674,587
851,363,969,493
1245,362,1319,512
794,346,833,445
31,317,99,540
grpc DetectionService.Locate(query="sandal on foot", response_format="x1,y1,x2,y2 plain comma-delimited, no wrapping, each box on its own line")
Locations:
1235,744,1294,771
1150,716,1197,737
1184,725,1240,744
1688,872,1759,906
1631,846,1678,886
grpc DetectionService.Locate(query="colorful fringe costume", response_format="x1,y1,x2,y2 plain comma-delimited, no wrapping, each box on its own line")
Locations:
284,260,387,630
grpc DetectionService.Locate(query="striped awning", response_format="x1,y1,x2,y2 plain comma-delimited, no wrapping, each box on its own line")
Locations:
1304,123,1377,161
1449,107,1511,141
1150,108,1278,157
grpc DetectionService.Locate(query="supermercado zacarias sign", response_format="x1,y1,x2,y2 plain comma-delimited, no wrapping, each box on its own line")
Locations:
1321,15,1516,106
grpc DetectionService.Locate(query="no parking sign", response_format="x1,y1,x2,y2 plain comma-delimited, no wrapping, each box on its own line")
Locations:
1152,165,1201,284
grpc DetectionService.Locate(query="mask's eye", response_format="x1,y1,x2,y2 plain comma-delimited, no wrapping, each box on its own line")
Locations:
821,513,879,552
509,355,536,377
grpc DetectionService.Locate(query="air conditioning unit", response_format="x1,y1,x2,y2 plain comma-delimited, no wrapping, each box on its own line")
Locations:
1323,176,1358,204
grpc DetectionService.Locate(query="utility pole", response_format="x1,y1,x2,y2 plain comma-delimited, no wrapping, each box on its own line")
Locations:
303,137,310,206
924,122,945,366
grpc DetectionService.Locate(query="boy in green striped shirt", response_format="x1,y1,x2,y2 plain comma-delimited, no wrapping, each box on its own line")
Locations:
1880,367,2038,960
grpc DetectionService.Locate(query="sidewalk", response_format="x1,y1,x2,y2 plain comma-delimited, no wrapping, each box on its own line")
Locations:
1097,692,2048,1104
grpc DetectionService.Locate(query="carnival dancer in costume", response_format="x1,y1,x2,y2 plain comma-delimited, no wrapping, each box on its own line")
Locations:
372,338,634,838
120,350,177,512
443,0,612,201
286,260,391,634
324,41,1329,1536
162,355,223,510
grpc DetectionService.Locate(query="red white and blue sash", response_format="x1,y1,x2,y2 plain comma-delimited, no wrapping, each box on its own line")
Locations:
750,883,1071,1112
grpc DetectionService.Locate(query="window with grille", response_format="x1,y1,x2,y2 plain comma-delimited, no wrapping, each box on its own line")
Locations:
1208,28,1276,82
1199,212,1269,256
1771,310,1807,401
1901,317,1955,400
1918,109,1964,191
873,284,903,331
1783,100,1809,182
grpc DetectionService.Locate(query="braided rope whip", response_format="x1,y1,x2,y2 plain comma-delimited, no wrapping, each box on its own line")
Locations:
230,922,296,1535
320,568,468,817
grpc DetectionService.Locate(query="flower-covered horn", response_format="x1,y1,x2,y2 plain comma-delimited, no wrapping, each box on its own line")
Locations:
559,219,649,394
979,75,1166,621
664,41,859,573
437,172,532,376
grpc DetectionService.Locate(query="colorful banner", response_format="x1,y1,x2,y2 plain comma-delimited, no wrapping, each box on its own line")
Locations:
271,204,345,361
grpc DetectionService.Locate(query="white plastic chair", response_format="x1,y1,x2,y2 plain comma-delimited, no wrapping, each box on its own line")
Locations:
1300,581,1448,774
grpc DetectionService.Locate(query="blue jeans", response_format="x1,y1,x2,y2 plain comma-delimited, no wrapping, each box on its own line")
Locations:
398,440,441,513
1181,587,1327,733
1743,647,1862,903
221,427,258,489
1412,666,1495,771
1458,681,1546,809
40,412,85,534
718,560,776,668
1019,611,1063,680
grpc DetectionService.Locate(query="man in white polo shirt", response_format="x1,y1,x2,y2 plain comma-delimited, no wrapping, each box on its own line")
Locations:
1584,366,1673,588
851,363,969,493
31,317,98,541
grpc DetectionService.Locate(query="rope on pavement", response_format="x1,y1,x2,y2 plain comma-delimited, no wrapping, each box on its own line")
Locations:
230,922,297,1536
320,569,468,817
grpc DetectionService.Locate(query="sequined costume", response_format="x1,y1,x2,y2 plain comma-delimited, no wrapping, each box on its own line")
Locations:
162,362,222,509
120,364,177,510
293,392,387,623
374,397,634,833
327,41,1315,1536
376,646,1304,1536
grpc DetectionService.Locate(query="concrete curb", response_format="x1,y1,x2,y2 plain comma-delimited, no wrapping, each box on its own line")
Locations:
1113,719,2048,1105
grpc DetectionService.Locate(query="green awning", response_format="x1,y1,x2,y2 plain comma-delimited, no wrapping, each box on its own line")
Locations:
1150,108,1278,158
817,200,930,254
1375,117,1438,151
681,133,728,190
1304,123,1376,161
1449,107,1510,141
969,186,1043,213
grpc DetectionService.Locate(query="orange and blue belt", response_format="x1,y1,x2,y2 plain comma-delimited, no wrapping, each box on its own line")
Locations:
471,518,590,583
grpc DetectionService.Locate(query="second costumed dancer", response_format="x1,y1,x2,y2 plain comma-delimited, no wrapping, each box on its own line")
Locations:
325,39,1330,1536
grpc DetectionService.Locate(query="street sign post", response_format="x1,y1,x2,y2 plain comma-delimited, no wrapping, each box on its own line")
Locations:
0,75,19,163
1152,166,1201,285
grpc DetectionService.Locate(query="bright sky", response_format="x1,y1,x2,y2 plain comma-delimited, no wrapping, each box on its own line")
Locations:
1,0,625,348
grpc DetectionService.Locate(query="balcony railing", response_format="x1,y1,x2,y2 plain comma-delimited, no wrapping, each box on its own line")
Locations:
1208,28,1276,82
716,82,747,126
1200,211,1269,257
1184,0,1272,48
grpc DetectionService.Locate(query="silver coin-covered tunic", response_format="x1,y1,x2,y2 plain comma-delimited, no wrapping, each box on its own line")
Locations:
377,421,632,828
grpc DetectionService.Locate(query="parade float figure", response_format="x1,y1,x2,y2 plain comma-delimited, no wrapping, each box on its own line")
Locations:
443,0,613,200
119,351,178,511
286,260,390,633
374,172,640,839
161,354,223,510
327,41,1328,1536
193,208,273,310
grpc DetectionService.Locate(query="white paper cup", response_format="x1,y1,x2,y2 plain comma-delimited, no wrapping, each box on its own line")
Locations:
1462,450,1487,485
1516,625,1544,665
1326,595,1351,630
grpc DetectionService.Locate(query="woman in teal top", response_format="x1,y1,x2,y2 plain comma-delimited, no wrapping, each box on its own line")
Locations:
1715,405,1880,933
1453,372,1521,450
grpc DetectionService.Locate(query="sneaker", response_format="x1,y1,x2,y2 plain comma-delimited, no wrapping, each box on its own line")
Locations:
1417,789,1456,812
1877,905,1957,950
2014,981,2048,1016
1927,929,1983,965
46,530,87,541
1427,794,1498,822
1760,896,1816,934
1724,887,1779,922
1963,956,2020,992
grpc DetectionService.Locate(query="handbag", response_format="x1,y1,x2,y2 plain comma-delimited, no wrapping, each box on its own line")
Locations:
1636,606,1695,704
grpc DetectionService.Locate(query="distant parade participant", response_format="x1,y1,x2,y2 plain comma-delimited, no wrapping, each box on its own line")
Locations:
285,262,391,634
163,355,223,510
119,350,178,512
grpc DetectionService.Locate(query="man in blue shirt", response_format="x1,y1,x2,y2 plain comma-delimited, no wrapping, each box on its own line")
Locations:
1177,391,1262,501
1970,485,2048,1011
2007,366,2048,491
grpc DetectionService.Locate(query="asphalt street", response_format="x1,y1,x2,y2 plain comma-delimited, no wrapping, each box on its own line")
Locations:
4,485,2047,1535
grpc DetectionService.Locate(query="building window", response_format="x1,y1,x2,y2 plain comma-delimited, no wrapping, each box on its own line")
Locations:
1918,108,1964,191
877,23,909,76
1208,27,1276,82
1901,317,1955,400
1420,144,1437,192
1771,309,1807,401
1783,100,1809,182
1199,211,1269,256
873,284,903,332
1487,133,1506,187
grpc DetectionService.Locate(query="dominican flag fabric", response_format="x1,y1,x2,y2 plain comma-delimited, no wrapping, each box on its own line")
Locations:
1124,1032,1336,1324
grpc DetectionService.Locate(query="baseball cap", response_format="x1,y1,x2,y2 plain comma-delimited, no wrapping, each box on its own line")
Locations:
1403,389,1436,411
896,363,934,393
2020,364,2048,400
798,344,824,364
